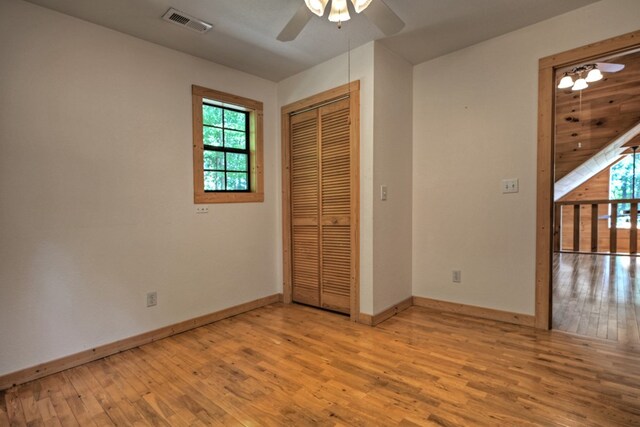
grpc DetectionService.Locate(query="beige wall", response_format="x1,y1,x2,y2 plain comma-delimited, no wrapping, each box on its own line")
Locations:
372,43,413,313
0,0,279,375
412,0,640,315
278,43,376,315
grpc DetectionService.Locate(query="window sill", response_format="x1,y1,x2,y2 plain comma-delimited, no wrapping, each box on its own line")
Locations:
195,192,264,204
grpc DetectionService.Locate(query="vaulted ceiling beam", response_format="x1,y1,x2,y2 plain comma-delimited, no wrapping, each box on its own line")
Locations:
554,120,640,201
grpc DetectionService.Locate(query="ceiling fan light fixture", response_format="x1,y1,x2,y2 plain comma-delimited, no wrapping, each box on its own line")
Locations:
350,0,373,13
558,74,574,89
572,78,588,91
304,0,329,17
585,68,603,83
282,0,405,41
328,0,351,22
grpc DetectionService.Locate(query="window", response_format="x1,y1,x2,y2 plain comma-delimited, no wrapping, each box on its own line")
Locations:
202,104,250,191
609,153,639,228
192,85,263,203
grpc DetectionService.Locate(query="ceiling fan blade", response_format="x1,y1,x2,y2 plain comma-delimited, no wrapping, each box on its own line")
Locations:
597,62,625,73
362,0,405,36
277,3,313,41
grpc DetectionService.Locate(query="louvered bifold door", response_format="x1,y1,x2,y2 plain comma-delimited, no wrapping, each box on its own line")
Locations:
290,110,321,307
319,98,352,314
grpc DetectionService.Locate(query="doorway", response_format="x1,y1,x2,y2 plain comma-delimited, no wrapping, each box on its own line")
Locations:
536,30,640,334
281,82,360,320
553,48,640,342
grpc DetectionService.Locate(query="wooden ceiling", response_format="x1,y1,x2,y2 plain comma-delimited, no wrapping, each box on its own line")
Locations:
555,50,640,181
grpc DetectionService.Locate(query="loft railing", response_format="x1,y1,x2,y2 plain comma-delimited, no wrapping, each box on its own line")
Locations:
554,198,640,255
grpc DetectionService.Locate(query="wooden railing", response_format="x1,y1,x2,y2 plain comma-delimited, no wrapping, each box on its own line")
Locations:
554,198,640,255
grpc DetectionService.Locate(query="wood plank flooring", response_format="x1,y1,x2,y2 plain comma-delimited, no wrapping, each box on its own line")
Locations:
553,252,640,343
2,303,640,426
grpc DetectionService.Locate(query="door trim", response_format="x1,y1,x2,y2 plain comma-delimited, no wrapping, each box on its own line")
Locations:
281,81,361,321
535,30,640,329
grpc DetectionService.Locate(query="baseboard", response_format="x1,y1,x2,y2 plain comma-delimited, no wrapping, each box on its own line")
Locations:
0,293,282,391
357,313,373,325
0,293,535,389
412,296,535,327
358,297,413,326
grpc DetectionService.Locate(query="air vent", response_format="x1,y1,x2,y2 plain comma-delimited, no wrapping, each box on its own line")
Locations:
162,8,212,34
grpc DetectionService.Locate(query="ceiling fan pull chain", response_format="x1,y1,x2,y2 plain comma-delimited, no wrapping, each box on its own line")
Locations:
348,37,351,88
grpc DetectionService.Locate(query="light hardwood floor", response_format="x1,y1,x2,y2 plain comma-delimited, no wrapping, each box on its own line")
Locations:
553,252,640,344
2,303,640,426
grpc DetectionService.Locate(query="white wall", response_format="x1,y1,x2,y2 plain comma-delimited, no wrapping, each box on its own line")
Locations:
0,0,279,375
412,0,640,315
372,43,413,313
278,42,376,315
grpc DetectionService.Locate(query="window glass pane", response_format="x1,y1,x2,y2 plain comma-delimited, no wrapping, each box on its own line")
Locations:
203,105,222,127
226,153,248,172
224,130,246,149
226,172,248,191
203,127,223,147
610,154,639,199
204,151,225,170
609,154,640,228
204,171,225,191
224,110,246,131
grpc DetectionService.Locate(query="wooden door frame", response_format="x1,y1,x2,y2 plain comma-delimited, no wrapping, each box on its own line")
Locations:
535,30,640,329
281,81,361,321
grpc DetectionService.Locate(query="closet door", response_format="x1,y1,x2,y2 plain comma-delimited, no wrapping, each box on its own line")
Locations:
319,99,351,313
284,84,360,318
290,110,320,307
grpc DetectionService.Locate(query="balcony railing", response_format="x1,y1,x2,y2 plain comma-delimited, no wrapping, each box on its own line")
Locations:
554,198,640,255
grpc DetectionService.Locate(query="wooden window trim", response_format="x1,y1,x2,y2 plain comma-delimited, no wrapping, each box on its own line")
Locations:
281,81,361,321
536,30,640,329
192,85,264,203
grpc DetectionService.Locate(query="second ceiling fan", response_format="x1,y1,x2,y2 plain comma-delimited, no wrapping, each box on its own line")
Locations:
278,0,405,42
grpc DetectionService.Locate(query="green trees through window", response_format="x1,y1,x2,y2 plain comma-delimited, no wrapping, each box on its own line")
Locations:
610,153,639,228
202,103,250,191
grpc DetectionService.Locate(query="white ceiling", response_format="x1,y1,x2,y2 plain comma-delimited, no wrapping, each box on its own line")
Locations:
24,0,599,82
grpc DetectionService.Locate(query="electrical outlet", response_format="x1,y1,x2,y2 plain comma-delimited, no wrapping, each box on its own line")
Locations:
452,270,462,283
146,291,157,307
196,206,209,214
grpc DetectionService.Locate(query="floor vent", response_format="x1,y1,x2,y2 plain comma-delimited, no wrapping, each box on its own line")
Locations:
162,8,212,34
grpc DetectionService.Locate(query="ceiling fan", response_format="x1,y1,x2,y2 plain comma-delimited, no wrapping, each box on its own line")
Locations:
557,62,625,91
277,0,405,42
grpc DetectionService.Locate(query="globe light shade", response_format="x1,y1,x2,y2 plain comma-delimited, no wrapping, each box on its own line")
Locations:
305,0,329,16
585,68,603,83
351,0,373,13
572,78,589,91
557,74,574,89
328,0,351,22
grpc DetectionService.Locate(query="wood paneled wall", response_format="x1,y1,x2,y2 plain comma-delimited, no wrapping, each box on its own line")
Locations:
559,166,633,252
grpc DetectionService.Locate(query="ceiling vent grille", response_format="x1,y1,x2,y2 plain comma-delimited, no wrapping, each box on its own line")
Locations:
162,8,212,34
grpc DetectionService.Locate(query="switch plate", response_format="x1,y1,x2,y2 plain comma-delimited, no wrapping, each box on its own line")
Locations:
380,185,388,201
502,178,519,194
196,206,209,214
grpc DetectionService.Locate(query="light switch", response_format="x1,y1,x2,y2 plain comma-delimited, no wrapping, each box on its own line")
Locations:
502,179,519,194
380,185,388,201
